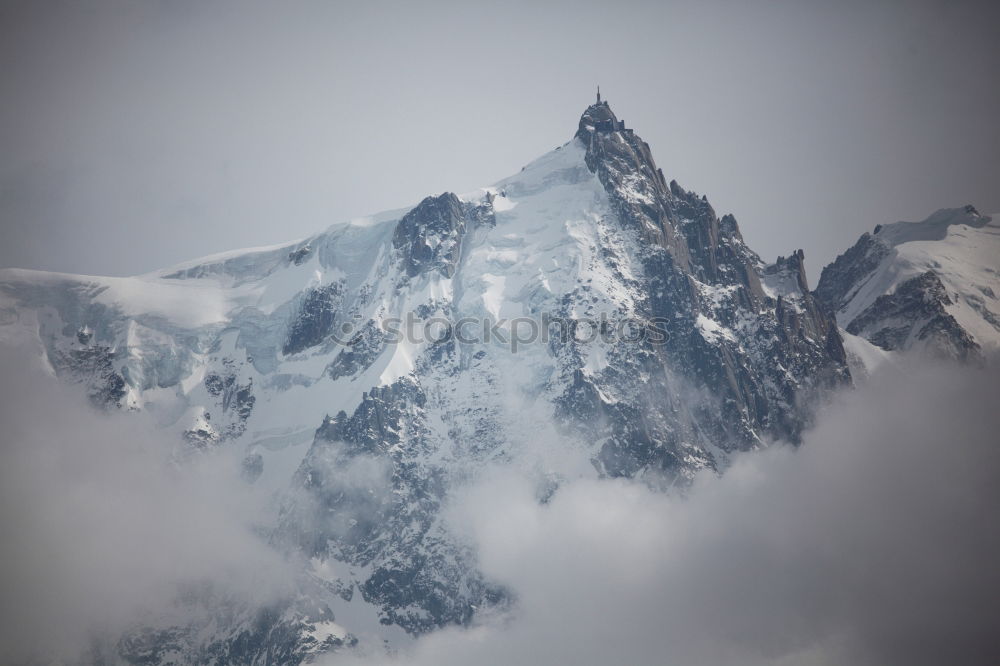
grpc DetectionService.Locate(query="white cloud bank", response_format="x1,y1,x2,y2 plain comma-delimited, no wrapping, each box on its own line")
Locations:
342,360,1000,666
2,348,998,665
0,351,294,663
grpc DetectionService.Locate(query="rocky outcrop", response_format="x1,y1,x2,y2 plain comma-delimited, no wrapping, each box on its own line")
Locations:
814,232,890,313
283,282,345,355
571,101,849,477
392,193,495,279
281,378,504,634
846,271,979,360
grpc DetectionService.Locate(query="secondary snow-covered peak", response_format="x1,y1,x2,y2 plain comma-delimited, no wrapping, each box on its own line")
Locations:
872,205,991,247
816,206,1000,358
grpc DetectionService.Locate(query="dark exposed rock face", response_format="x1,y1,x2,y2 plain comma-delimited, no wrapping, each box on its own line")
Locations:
392,193,495,279
814,232,890,314
283,283,345,356
288,244,313,266
61,343,128,408
576,102,693,269
326,319,385,380
846,271,979,359
565,101,850,479
283,378,505,635
815,206,992,360
195,359,256,442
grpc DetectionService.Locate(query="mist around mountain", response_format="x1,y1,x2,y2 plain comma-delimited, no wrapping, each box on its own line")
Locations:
1,98,998,665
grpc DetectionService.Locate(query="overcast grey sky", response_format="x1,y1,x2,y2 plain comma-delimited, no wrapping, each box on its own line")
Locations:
1,0,997,283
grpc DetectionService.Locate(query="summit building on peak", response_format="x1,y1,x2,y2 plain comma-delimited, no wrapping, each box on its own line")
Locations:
579,87,629,134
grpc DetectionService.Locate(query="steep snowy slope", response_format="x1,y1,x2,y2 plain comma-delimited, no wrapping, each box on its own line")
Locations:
816,206,1000,359
0,98,850,663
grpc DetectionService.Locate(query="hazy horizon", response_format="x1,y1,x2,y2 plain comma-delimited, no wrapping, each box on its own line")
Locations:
1,0,998,284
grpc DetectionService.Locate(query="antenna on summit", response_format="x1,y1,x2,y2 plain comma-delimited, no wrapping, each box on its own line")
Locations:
596,85,601,104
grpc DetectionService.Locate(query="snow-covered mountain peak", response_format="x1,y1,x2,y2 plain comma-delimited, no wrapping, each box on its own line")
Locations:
816,206,1000,359
0,99,857,663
